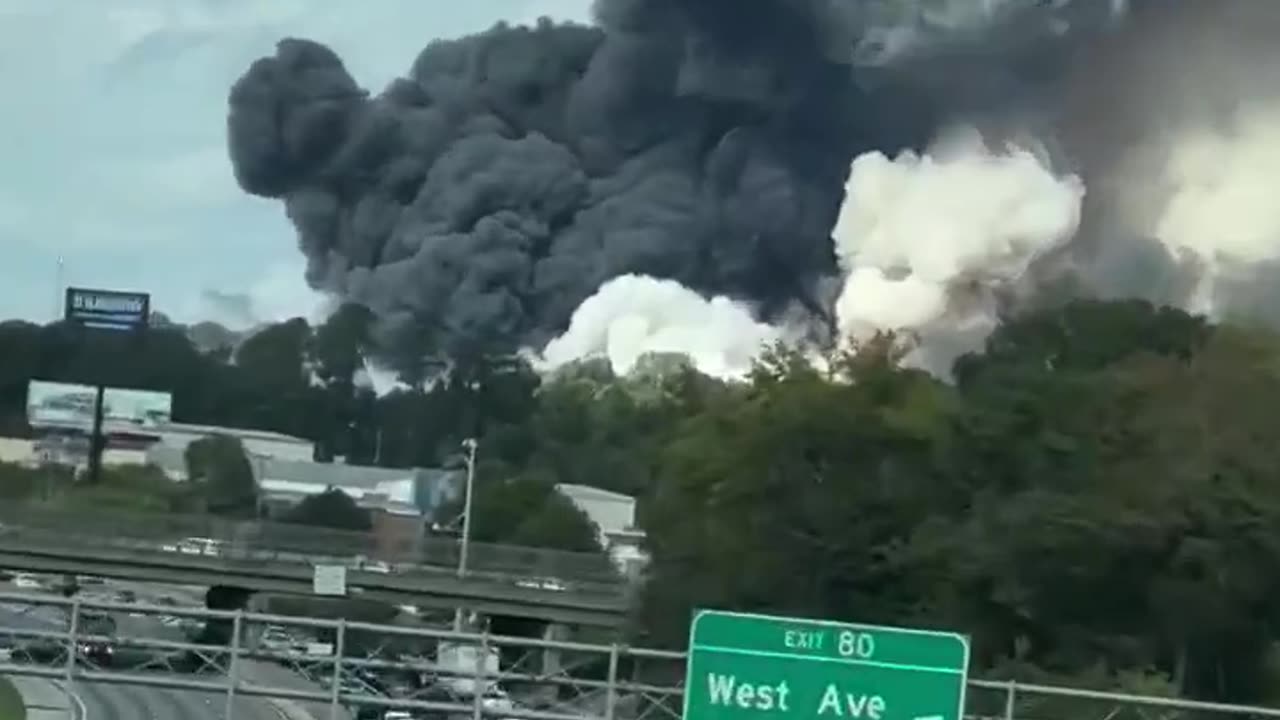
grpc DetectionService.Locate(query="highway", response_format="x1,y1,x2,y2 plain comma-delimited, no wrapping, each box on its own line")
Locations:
0,578,337,720
0,518,629,626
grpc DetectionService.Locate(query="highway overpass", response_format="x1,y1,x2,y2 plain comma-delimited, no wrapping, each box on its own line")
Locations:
0,507,631,628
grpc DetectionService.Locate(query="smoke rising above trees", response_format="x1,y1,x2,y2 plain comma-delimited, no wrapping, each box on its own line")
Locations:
227,0,1280,378
227,1,874,361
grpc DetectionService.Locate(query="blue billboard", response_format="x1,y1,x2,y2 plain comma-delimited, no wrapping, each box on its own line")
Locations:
64,287,150,331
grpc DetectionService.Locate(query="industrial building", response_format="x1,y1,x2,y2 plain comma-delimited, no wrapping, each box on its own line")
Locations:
554,483,649,579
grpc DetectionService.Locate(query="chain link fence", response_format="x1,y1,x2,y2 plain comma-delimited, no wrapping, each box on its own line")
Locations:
2,591,1280,720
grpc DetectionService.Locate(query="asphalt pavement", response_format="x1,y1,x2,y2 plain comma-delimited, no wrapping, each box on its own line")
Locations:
7,675,80,720
66,678,283,720
0,578,327,720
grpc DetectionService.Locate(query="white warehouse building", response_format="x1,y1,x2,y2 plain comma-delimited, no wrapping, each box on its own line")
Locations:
554,483,649,580
145,421,315,462
0,421,316,470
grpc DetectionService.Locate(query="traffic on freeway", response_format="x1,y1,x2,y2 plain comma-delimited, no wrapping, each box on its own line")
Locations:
0,576,683,720
0,571,348,720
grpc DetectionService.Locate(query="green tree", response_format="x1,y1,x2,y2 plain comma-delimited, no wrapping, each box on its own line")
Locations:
953,298,1211,383
309,304,373,387
66,464,194,513
184,435,257,517
0,321,43,434
437,471,603,554
917,312,1280,701
230,318,318,439
234,318,311,388
638,340,956,646
283,488,372,531
0,462,72,504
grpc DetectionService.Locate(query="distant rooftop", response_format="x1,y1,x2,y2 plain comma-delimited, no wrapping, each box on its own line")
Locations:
555,483,635,503
145,442,460,514
258,459,425,492
156,422,312,446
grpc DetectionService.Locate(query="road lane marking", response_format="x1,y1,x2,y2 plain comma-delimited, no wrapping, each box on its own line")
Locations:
52,679,88,720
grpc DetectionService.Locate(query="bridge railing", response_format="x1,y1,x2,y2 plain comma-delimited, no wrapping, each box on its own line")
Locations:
4,591,1279,720
0,505,623,588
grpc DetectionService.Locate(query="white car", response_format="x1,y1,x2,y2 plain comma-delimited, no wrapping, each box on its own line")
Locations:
352,556,392,574
258,626,294,652
162,537,221,557
516,577,568,592
481,688,526,720
11,573,41,590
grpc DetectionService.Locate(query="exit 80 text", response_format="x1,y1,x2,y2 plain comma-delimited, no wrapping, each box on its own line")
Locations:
784,628,876,659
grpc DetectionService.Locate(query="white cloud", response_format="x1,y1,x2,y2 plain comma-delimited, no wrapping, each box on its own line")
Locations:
0,0,592,325
515,0,594,25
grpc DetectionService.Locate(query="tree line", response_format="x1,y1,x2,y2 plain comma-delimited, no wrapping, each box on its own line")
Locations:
5,299,1280,703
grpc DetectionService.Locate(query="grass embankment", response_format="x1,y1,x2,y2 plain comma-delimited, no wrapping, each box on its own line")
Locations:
0,676,26,720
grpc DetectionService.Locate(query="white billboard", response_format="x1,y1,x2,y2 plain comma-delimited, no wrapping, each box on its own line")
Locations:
26,380,172,432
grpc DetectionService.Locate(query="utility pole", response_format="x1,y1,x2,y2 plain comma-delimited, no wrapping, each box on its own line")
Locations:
453,437,478,632
86,384,107,484
52,256,64,323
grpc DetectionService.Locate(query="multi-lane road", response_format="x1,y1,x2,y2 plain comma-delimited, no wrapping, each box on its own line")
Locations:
0,578,345,720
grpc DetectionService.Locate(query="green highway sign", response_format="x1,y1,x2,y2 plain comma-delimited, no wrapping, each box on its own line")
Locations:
682,611,970,720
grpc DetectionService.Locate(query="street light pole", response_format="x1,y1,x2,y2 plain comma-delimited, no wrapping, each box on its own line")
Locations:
454,437,478,632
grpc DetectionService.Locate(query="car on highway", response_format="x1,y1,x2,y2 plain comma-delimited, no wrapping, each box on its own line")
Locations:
9,640,68,665
160,537,222,556
515,577,568,592
11,573,42,590
353,555,393,574
11,612,115,667
76,639,114,666
481,686,524,718
258,625,294,653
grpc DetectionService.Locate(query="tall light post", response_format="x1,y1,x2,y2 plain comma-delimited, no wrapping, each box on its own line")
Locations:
454,437,478,631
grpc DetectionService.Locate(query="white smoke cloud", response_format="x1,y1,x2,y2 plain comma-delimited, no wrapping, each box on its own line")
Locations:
832,127,1085,371
1051,0,1280,320
537,129,1088,380
1157,105,1280,264
536,274,784,379
1143,101,1280,314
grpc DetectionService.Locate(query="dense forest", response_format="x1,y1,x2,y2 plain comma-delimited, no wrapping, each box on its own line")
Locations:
4,299,1280,703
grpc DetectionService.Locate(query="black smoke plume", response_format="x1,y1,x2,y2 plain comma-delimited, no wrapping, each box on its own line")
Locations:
225,0,1131,360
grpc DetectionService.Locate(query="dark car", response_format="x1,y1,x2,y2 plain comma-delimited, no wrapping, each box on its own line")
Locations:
77,640,114,666
10,640,66,665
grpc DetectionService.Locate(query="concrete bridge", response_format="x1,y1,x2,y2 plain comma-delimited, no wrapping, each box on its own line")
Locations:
0,507,631,628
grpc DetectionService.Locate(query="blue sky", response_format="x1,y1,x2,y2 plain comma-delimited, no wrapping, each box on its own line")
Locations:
0,0,591,328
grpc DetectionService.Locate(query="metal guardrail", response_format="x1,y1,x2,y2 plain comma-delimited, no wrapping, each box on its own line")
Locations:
2,592,1280,720
0,591,680,720
0,505,623,586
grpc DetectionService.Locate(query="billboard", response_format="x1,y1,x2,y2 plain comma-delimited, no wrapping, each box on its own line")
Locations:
26,380,172,432
64,287,150,331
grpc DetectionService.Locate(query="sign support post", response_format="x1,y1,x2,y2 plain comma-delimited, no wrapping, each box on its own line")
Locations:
87,384,107,484
60,286,152,483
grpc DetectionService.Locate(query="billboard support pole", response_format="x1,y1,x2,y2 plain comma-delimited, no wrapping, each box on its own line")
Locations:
86,384,106,484
58,286,153,483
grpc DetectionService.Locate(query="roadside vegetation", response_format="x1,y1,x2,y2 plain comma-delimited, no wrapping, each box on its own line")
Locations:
6,300,1280,702
0,676,25,720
